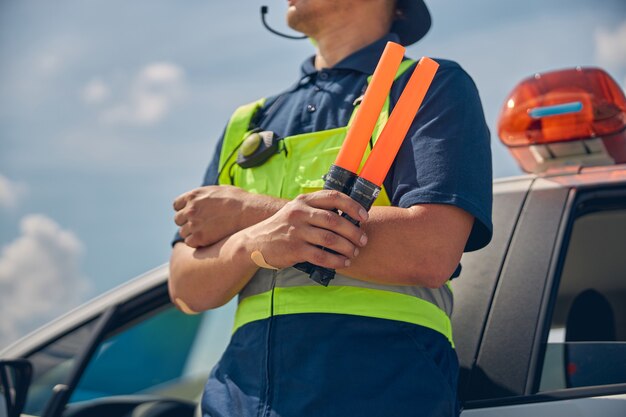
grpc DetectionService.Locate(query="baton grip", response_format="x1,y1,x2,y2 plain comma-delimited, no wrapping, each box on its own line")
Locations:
341,177,381,226
294,165,357,286
296,176,380,286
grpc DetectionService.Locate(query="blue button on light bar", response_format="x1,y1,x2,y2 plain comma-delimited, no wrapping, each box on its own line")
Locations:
529,101,583,119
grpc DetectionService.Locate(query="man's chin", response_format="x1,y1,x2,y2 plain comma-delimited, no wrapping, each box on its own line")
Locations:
286,14,304,34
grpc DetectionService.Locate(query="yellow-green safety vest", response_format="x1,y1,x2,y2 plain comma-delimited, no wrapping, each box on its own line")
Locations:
218,60,455,346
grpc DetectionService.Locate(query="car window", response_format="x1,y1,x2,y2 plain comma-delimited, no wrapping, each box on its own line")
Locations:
23,319,98,415
539,208,626,392
69,300,235,406
22,299,235,416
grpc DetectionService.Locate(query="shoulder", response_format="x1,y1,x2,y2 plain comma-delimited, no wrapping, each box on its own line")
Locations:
391,57,482,108
401,57,468,76
396,58,478,89
224,92,286,127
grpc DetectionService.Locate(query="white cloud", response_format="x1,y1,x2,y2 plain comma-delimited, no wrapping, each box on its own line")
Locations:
101,62,186,126
0,174,27,210
139,63,184,84
595,21,626,72
82,78,110,104
0,215,91,347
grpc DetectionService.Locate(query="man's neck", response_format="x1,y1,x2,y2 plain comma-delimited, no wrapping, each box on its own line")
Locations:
313,23,389,70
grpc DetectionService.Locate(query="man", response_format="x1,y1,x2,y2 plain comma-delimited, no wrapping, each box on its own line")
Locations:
170,1,492,416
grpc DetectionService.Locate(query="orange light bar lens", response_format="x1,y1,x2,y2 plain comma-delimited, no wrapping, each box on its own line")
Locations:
498,67,626,146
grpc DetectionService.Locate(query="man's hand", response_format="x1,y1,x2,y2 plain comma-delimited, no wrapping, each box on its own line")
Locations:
173,185,247,248
174,185,286,248
241,190,369,270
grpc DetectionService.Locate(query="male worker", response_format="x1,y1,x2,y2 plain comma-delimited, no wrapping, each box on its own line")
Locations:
170,1,492,416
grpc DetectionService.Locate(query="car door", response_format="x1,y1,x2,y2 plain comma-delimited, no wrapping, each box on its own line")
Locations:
451,176,533,401
461,176,626,415
15,277,235,417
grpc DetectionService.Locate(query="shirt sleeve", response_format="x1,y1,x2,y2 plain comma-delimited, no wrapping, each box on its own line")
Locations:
384,62,493,251
171,132,225,247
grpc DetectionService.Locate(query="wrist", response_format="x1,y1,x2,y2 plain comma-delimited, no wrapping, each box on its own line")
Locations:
240,192,286,227
232,226,263,271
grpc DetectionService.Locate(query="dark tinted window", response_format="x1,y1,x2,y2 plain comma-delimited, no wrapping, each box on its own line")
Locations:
24,319,97,415
22,299,236,415
70,307,201,401
539,208,626,391
69,301,234,405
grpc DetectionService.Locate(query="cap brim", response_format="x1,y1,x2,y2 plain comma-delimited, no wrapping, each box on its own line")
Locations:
391,0,431,46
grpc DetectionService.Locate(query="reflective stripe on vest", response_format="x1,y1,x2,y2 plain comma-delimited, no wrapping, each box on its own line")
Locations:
234,268,454,345
218,59,455,345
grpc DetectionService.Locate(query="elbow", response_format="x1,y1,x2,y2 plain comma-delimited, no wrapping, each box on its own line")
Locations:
402,255,461,289
168,267,203,314
420,268,454,289
168,281,199,314
168,254,230,314
168,273,229,314
168,269,232,313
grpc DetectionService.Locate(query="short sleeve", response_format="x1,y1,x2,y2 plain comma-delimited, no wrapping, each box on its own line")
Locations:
171,131,225,247
385,62,493,251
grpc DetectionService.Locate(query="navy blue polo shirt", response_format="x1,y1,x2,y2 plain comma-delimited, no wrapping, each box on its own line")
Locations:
176,33,493,251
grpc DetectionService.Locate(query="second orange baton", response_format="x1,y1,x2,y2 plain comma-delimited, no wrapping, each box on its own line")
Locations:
342,57,440,226
360,57,440,186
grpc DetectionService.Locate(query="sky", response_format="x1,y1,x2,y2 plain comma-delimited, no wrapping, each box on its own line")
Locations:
0,0,625,348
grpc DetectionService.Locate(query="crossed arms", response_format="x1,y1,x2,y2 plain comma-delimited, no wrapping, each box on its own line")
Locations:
168,185,473,313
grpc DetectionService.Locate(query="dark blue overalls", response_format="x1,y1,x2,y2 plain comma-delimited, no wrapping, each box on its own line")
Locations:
174,33,493,417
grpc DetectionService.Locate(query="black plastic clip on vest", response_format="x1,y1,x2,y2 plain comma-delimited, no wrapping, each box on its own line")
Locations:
237,130,281,169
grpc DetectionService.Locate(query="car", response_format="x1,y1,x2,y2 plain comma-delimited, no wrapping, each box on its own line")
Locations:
1,66,625,417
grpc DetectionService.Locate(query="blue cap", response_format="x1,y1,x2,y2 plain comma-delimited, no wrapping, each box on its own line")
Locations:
392,0,431,46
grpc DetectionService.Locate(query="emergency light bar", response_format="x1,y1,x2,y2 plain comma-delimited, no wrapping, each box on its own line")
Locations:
498,67,626,173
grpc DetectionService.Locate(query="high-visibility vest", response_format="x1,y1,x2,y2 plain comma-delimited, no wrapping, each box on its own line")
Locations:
218,60,454,346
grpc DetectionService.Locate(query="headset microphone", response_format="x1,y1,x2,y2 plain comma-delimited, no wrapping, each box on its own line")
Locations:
260,6,307,40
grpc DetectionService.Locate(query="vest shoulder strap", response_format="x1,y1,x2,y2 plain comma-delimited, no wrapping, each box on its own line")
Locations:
219,59,417,183
218,98,266,183
395,59,416,80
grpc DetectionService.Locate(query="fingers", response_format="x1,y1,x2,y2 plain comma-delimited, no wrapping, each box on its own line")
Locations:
179,222,191,239
173,192,189,211
301,225,360,259
307,208,368,248
184,235,200,249
301,244,352,270
174,210,188,226
298,190,369,223
181,224,203,249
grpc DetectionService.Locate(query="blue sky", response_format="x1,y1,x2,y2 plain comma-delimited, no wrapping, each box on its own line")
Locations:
0,0,625,347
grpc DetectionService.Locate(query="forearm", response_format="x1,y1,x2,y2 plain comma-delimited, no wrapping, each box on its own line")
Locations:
339,204,473,287
169,231,259,313
174,185,288,248
238,193,288,231
170,190,370,312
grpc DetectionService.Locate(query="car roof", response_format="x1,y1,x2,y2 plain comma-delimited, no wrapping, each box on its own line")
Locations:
494,164,626,189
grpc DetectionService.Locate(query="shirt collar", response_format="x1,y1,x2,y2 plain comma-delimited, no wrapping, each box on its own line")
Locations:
300,33,402,77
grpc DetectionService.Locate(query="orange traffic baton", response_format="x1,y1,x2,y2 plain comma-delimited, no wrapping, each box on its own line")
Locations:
345,56,440,221
296,45,440,286
317,42,405,196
